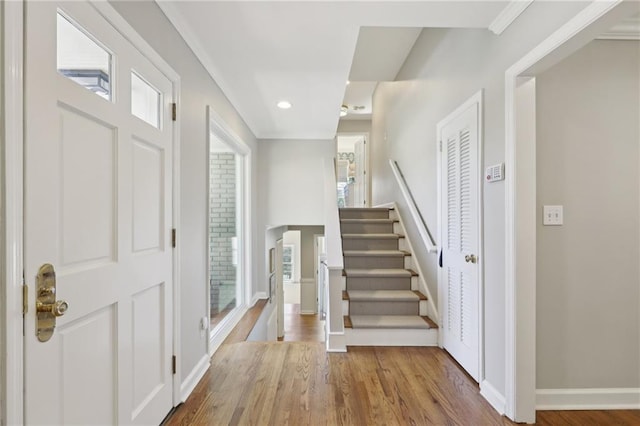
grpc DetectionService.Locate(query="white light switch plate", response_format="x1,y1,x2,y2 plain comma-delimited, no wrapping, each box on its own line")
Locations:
543,205,563,225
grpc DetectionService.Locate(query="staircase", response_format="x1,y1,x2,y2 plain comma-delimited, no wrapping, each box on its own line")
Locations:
340,207,438,346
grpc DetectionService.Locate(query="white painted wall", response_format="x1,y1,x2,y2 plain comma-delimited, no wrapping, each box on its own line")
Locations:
256,139,334,305
110,1,259,396
246,225,287,342
337,119,371,135
258,139,335,227
536,39,640,389
369,1,589,398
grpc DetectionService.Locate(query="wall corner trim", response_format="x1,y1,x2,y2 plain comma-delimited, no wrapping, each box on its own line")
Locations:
326,331,347,353
179,354,210,403
536,388,640,410
251,292,268,306
480,380,506,415
488,1,534,35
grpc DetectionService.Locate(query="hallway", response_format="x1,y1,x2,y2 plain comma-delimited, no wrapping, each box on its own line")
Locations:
281,303,325,342
163,303,640,425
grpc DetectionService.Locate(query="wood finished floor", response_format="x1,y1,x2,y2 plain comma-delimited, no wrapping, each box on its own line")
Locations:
281,303,325,342
165,302,640,426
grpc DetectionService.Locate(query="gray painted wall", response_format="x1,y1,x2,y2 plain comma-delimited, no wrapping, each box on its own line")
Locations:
370,1,589,396
256,139,335,298
111,1,259,391
337,119,371,135
536,40,640,389
288,226,325,279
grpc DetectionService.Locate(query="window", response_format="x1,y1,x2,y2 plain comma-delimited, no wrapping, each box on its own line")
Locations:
57,13,112,100
283,245,294,283
131,71,161,128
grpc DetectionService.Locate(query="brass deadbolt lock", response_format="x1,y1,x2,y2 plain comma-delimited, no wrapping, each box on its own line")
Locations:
36,263,69,342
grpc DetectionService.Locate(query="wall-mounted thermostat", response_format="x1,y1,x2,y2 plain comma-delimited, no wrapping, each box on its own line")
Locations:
486,163,504,183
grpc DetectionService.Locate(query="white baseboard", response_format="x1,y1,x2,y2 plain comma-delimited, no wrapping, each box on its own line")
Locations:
536,388,640,410
326,331,347,352
180,354,210,402
480,380,506,415
251,291,267,306
209,305,249,356
345,328,438,347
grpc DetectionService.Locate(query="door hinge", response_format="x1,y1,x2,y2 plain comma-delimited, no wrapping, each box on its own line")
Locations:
172,228,177,248
172,355,177,375
439,140,443,152
171,103,177,121
22,283,29,315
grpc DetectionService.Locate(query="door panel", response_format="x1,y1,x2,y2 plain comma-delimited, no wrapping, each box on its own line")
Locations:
24,2,174,424
132,139,164,253
59,306,117,425
440,101,480,381
60,106,117,267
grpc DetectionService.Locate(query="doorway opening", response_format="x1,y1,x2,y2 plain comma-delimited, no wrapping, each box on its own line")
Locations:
278,226,325,342
336,134,368,208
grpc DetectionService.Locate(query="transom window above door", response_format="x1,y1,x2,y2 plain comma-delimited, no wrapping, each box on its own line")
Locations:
57,12,112,100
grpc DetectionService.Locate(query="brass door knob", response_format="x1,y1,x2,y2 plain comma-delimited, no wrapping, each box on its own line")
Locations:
36,300,69,317
465,254,477,264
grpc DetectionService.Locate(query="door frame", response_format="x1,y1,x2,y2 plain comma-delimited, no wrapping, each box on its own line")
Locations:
313,234,324,315
2,2,182,423
504,0,632,421
206,105,253,356
436,89,485,384
336,132,370,207
3,2,25,424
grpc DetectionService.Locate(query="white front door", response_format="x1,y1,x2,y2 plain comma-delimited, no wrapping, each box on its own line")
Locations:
438,94,482,381
24,2,174,424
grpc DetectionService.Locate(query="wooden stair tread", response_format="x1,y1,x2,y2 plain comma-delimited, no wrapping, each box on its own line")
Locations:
346,290,426,302
343,250,410,257
340,218,397,223
341,233,403,239
339,207,392,212
422,316,439,329
343,268,418,278
343,315,353,328
342,290,349,301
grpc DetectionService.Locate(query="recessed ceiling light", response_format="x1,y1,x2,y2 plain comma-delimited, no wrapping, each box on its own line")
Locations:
346,80,350,85
340,105,348,117
277,100,292,109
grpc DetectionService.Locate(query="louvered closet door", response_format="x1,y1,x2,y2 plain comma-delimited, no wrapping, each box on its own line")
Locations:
440,102,480,381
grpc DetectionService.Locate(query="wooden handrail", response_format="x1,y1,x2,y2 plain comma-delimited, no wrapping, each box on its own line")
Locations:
389,159,437,253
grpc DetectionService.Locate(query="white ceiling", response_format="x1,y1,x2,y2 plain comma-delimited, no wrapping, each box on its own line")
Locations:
158,1,508,140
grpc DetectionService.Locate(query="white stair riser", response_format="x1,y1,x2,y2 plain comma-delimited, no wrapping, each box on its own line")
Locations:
346,328,438,346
